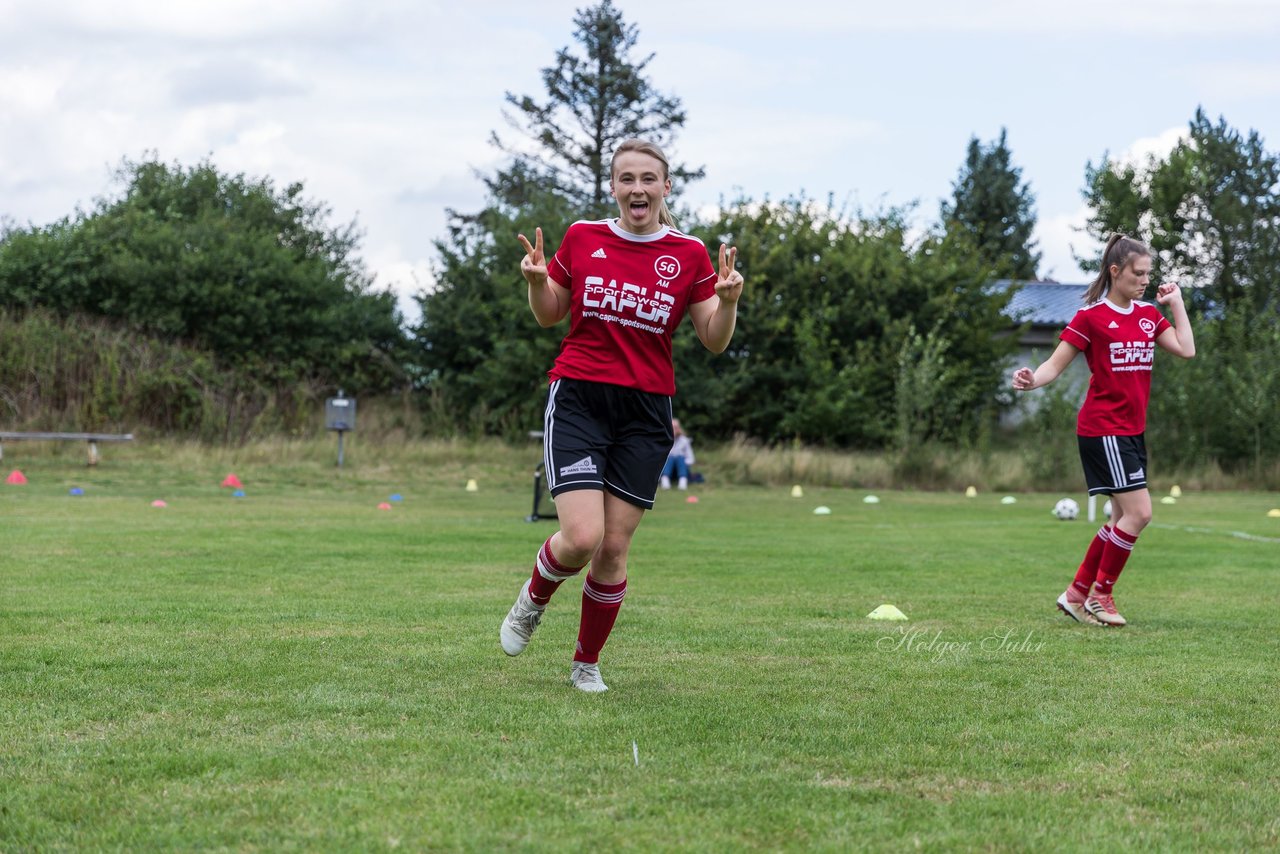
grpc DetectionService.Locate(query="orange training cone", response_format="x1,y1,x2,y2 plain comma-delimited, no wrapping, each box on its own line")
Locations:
6,470,27,485
221,474,243,488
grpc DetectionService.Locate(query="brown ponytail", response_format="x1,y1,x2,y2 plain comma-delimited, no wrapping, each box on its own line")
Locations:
1084,233,1152,303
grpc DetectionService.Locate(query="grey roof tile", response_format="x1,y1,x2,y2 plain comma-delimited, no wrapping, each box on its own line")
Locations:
994,280,1089,326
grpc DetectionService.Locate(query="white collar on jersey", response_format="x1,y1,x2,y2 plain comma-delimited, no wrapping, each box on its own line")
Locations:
1102,295,1136,314
606,219,671,243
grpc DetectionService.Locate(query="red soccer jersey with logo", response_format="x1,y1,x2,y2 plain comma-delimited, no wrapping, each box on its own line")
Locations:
1060,298,1171,436
546,219,718,395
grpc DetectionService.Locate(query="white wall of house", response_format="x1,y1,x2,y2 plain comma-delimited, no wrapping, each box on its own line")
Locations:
1000,330,1090,427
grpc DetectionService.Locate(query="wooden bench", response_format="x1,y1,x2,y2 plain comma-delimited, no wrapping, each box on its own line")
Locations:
0,432,135,466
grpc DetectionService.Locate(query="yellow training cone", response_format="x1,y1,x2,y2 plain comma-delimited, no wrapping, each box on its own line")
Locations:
790,484,804,498
867,604,908,621
465,479,478,492
1160,496,1177,505
1267,509,1280,518
1170,484,1182,497
965,486,977,498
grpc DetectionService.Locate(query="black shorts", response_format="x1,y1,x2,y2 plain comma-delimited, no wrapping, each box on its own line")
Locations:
1078,434,1148,496
542,378,674,510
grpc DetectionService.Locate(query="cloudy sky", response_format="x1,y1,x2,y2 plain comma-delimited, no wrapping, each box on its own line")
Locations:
3,0,1279,323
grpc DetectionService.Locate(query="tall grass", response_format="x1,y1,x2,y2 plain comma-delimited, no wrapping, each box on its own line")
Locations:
707,434,1270,492
0,309,316,441
7,430,1270,493
4,310,1275,490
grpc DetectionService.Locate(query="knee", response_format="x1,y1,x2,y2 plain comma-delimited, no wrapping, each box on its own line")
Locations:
1119,508,1152,532
556,525,603,564
593,534,632,570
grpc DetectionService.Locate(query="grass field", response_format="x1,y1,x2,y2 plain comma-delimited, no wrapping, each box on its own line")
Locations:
3,443,1279,850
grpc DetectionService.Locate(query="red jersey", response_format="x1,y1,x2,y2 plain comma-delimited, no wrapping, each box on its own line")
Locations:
546,219,717,395
1060,298,1171,436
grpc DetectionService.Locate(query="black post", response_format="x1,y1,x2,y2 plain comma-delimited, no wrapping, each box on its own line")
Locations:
526,465,543,522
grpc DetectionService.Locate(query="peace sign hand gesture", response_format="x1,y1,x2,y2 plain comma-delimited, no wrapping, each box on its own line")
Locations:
716,244,744,304
517,227,548,287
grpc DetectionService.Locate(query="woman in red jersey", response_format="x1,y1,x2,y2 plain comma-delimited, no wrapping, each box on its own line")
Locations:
499,139,744,691
1013,233,1195,627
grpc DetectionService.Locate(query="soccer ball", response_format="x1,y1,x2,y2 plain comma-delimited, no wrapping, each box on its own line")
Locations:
1053,498,1079,521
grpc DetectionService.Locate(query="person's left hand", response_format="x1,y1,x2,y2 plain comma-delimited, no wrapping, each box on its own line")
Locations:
1155,281,1183,306
715,244,744,304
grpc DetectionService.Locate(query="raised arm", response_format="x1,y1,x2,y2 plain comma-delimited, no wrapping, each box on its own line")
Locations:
1154,282,1196,359
688,244,743,354
1012,340,1081,392
518,227,571,327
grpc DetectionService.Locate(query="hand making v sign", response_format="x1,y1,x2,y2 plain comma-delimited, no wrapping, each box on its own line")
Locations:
517,227,548,287
715,244,743,304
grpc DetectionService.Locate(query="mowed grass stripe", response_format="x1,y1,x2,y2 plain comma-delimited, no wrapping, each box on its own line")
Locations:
2,462,1279,850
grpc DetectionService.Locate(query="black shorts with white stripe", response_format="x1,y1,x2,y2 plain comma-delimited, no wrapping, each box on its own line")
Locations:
542,377,673,510
1077,434,1148,496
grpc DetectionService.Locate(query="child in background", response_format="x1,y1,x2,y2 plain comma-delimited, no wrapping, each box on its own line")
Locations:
1012,233,1195,627
660,418,694,490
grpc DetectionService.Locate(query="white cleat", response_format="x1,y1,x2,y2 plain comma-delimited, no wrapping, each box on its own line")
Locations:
570,661,608,693
500,581,545,656
1056,589,1103,626
1084,590,1127,627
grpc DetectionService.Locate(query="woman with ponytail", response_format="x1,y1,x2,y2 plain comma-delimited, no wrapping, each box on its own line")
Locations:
1012,233,1196,626
499,139,744,692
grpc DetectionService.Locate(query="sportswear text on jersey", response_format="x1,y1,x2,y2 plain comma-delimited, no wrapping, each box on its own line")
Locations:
545,219,718,396
582,276,676,332
1108,340,1156,372
1060,298,1171,436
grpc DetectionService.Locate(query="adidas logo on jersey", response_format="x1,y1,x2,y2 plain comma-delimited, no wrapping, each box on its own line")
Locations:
560,456,598,476
591,248,607,258
1108,321,1120,329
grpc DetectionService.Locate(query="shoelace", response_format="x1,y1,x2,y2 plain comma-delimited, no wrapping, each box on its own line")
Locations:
1089,594,1118,614
511,603,543,638
573,663,601,685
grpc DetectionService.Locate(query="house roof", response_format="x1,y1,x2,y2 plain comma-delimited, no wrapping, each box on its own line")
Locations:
995,280,1088,327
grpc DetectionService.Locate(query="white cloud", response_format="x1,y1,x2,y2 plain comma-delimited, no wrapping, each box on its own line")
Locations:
368,255,434,324
170,59,309,107
1035,205,1097,283
1185,60,1280,101
681,114,887,203
2,0,1277,334
0,64,65,112
1118,127,1186,166
613,0,1280,36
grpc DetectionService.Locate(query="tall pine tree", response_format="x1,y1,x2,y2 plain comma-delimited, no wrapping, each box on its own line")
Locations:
942,129,1040,280
488,0,701,219
414,0,699,436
